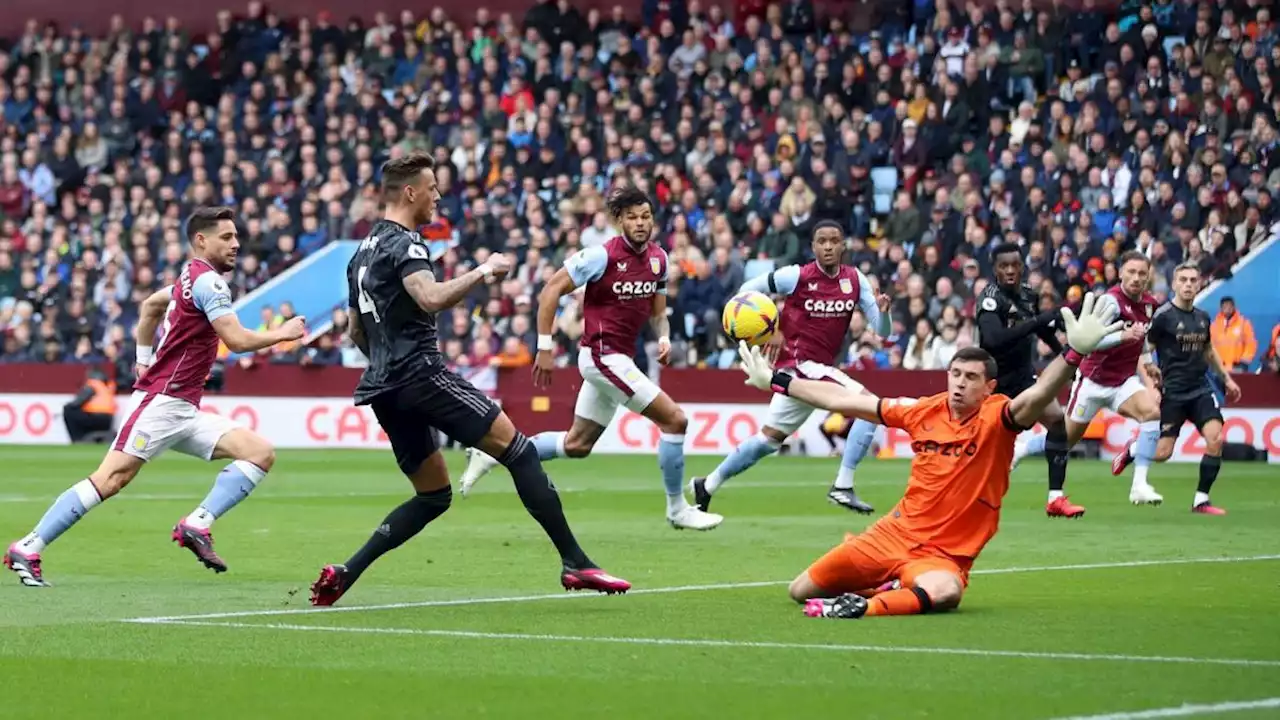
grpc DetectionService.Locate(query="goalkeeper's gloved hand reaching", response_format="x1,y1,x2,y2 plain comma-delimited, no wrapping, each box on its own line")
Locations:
738,341,776,391
1061,292,1127,360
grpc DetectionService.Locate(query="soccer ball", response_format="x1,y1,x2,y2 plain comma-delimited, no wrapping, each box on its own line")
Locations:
722,291,779,346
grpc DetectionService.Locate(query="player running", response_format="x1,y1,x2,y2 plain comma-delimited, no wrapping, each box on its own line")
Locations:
4,207,305,587
734,293,1121,619
688,221,891,516
457,185,721,531
1115,261,1241,514
1012,251,1165,506
976,243,1083,518
309,154,629,606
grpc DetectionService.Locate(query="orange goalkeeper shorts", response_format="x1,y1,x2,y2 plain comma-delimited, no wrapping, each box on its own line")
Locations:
806,525,974,594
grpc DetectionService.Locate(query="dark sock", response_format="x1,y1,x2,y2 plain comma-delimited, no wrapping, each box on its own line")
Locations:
345,486,452,583
1197,455,1222,496
1045,423,1069,492
499,433,594,570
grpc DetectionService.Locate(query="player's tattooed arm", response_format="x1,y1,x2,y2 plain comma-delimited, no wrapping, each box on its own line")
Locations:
402,254,509,313
347,306,370,357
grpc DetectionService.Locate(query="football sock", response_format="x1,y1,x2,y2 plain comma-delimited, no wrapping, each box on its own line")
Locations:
866,587,933,617
1196,455,1221,502
658,433,687,514
18,479,102,553
834,420,876,490
344,486,452,583
705,433,782,494
186,461,267,530
530,432,567,462
499,434,594,569
1131,420,1159,489
1045,422,1069,498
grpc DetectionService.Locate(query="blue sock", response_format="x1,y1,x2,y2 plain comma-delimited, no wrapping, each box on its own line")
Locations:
834,419,877,489
705,433,782,493
531,432,566,462
185,461,267,530
658,434,685,499
1022,433,1047,457
20,479,102,553
1130,420,1159,487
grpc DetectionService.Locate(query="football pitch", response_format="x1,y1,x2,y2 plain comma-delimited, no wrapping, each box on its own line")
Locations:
1,445,1277,720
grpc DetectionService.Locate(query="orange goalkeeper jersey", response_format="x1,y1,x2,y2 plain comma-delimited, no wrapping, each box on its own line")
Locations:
872,392,1022,558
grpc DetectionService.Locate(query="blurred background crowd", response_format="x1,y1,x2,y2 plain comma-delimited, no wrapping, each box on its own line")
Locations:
2,0,1280,393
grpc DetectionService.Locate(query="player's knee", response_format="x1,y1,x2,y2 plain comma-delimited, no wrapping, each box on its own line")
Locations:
1203,433,1224,456
658,407,688,436
915,574,964,611
788,572,824,603
90,468,135,499
245,443,276,472
1154,444,1175,462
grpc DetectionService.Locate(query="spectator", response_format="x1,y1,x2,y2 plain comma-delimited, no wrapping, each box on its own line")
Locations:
1211,297,1258,372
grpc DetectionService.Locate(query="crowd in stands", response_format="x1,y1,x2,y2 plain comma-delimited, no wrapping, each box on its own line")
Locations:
2,0,1280,386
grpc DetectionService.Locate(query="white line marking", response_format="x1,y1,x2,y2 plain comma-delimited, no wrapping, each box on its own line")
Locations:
1048,697,1280,719
127,620,1280,668
123,553,1280,623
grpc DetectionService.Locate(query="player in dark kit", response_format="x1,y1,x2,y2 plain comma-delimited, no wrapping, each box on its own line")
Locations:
976,243,1084,518
308,153,630,606
1115,262,1241,514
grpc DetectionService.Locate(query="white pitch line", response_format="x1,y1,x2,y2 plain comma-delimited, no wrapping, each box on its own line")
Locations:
127,620,1280,668
1047,697,1280,719
123,553,1280,624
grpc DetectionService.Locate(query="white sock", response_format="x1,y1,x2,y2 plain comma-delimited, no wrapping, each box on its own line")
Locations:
1194,491,1210,507
704,469,723,494
833,465,854,490
1048,490,1065,501
666,493,690,516
16,531,46,554
185,507,216,530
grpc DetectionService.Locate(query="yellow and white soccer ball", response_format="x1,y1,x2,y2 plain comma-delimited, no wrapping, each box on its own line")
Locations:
722,291,779,346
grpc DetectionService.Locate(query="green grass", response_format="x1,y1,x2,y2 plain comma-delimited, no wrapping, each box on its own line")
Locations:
1,446,1278,719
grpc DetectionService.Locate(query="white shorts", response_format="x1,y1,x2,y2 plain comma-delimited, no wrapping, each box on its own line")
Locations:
574,348,663,427
1066,375,1148,425
111,391,242,462
766,362,866,435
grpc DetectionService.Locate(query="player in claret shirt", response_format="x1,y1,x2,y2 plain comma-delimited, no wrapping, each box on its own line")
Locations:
5,207,306,587
689,221,891,517
459,185,722,531
1012,251,1166,506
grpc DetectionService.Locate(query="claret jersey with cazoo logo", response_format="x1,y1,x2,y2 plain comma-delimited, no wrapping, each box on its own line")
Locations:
568,235,669,356
765,262,874,370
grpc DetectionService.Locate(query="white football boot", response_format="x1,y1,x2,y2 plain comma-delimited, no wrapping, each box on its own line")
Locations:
459,448,500,497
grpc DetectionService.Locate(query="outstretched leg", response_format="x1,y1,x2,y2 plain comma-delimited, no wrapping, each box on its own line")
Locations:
6,450,142,587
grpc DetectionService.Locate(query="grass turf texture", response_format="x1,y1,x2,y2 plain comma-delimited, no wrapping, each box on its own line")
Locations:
1,445,1277,720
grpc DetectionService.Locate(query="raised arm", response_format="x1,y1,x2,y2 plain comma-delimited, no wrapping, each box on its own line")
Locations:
856,269,892,337
736,341,883,423
975,293,1060,348
402,248,507,314
738,264,801,296
193,273,305,353
1007,293,1125,428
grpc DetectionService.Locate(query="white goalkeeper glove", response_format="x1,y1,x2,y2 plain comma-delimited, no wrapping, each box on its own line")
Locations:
1061,292,1127,362
737,341,776,391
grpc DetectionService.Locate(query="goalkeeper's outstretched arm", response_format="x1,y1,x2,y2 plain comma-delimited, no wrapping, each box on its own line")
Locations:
758,371,883,424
